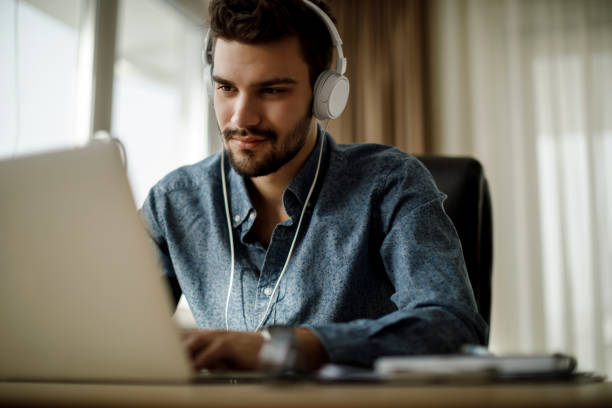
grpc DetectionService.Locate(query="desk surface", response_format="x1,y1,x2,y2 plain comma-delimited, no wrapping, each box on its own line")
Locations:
1,381,612,408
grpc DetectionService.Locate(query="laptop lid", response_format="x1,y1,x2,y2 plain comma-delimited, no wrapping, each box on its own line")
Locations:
0,142,193,382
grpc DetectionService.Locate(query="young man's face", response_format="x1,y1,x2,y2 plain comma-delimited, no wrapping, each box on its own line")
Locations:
212,36,315,177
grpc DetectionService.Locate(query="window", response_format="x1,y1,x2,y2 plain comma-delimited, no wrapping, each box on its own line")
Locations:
111,0,208,206
0,0,91,159
529,6,612,373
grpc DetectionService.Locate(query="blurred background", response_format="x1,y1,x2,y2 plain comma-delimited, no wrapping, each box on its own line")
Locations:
1,0,611,377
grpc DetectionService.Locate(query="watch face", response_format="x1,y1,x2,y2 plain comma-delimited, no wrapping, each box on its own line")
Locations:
259,327,298,372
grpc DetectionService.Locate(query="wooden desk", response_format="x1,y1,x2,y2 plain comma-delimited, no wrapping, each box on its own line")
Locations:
1,381,611,408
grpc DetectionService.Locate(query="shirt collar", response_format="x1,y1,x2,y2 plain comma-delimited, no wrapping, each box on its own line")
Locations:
225,125,331,229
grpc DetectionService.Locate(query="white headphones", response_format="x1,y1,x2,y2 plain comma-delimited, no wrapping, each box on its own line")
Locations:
205,0,348,330
203,0,350,120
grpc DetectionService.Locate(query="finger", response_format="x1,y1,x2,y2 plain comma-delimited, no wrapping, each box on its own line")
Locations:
193,337,229,371
181,330,198,340
203,359,232,371
183,331,218,357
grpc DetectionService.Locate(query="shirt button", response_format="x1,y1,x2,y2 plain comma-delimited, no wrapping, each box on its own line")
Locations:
233,214,241,222
249,213,255,220
263,287,273,296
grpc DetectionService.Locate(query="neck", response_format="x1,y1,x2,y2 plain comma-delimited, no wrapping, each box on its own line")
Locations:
250,122,318,214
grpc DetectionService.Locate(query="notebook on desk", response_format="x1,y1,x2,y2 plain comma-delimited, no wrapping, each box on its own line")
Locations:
0,142,204,383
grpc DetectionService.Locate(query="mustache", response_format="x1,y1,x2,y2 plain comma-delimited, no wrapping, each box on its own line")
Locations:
222,127,278,141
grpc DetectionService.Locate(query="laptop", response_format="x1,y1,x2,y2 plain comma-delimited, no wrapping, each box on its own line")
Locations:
0,141,196,382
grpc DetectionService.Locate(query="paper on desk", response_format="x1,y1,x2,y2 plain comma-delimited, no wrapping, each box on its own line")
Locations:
375,353,577,378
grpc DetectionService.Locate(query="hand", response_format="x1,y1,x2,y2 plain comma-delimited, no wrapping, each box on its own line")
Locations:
181,328,330,372
182,330,264,371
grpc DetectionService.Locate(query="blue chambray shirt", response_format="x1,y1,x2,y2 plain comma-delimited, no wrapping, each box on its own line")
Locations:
141,128,487,367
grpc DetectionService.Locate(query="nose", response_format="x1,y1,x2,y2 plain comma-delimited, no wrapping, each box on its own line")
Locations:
230,93,260,129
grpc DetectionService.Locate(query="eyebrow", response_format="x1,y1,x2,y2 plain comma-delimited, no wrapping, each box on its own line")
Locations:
212,75,298,88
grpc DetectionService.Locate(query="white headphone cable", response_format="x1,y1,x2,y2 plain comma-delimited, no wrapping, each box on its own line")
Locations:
222,122,329,331
221,150,236,331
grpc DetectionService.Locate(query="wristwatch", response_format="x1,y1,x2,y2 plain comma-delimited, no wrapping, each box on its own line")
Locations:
258,326,299,373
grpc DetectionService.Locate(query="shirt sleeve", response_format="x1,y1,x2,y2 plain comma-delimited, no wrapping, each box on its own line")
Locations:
304,157,488,367
140,188,182,306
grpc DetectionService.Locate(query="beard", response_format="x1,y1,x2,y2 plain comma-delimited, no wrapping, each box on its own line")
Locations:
222,112,312,178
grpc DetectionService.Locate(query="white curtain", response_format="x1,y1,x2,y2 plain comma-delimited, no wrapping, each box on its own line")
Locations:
0,0,93,159
430,0,612,376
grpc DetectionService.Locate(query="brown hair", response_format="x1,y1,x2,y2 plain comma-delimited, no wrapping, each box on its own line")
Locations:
208,0,336,87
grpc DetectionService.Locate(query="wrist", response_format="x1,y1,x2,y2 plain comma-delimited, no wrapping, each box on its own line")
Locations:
294,327,329,372
258,326,329,373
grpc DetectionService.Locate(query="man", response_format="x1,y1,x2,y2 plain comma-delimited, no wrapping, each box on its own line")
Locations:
141,0,487,373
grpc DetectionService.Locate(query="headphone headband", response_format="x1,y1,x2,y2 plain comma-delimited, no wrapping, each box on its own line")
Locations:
203,1,345,74
301,0,347,75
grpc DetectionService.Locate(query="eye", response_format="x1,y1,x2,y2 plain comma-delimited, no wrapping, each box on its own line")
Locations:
260,87,287,95
216,84,235,92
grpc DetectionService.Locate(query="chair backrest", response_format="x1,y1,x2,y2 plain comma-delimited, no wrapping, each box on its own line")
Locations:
417,156,493,328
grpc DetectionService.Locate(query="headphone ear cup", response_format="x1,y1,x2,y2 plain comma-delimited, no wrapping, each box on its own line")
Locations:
312,70,350,120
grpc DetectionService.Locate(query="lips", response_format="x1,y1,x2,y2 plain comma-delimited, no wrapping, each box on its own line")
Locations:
230,136,268,150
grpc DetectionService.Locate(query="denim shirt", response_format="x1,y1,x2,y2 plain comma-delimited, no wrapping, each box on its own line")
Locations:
141,129,488,367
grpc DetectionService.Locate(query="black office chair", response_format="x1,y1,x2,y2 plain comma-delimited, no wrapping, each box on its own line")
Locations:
417,157,493,329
